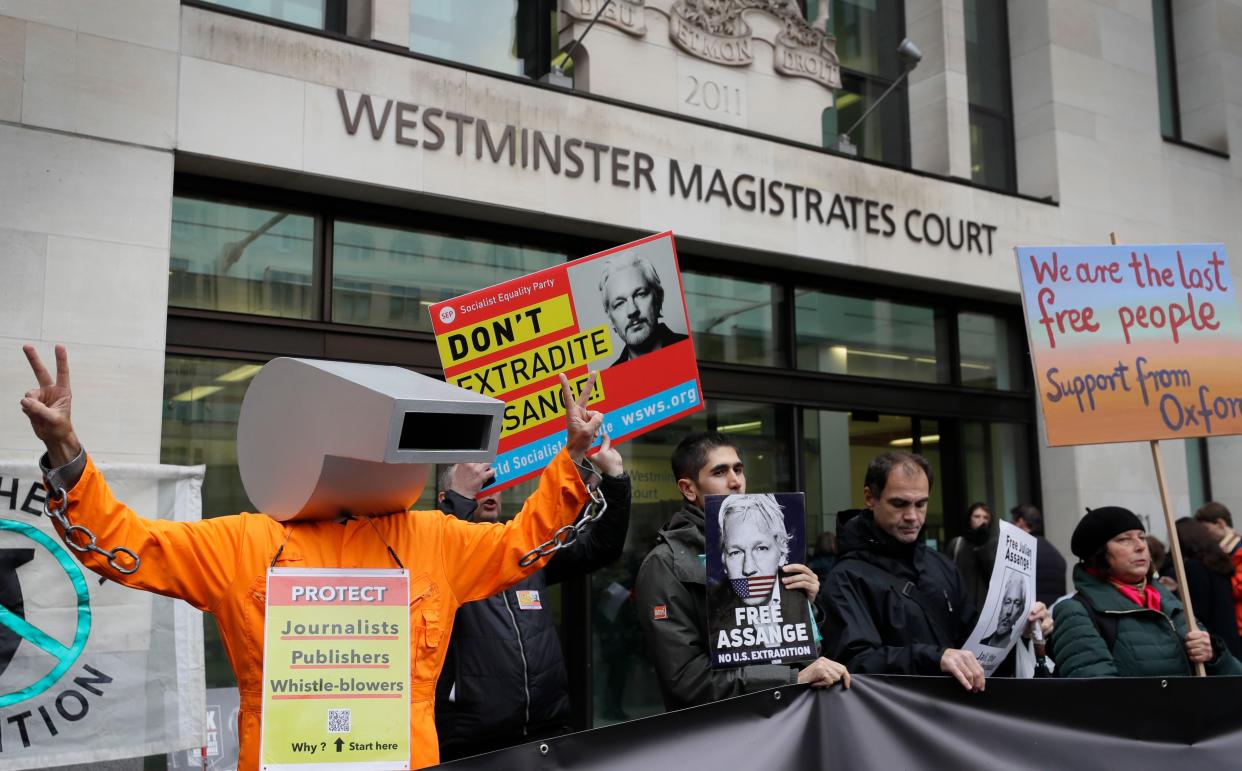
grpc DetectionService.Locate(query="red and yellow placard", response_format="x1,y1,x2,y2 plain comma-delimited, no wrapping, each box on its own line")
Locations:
1015,243,1242,445
431,231,702,491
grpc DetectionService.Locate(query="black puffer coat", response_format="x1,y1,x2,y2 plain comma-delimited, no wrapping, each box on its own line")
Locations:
434,473,630,758
819,510,974,674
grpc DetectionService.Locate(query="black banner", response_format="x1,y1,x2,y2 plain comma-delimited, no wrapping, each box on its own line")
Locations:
441,675,1242,769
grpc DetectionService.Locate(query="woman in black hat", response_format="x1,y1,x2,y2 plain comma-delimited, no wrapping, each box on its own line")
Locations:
1048,506,1242,677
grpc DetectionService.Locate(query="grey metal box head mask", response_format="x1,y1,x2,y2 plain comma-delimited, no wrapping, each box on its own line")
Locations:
236,358,503,521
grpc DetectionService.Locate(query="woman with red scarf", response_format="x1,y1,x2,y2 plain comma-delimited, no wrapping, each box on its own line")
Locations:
1049,506,1242,677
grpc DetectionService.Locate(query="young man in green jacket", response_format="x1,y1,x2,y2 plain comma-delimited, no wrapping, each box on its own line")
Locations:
1050,506,1242,677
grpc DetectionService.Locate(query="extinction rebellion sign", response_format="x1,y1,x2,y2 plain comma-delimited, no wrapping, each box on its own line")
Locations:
0,463,205,770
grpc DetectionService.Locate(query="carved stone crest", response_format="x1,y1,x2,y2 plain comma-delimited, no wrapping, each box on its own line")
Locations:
669,0,754,66
563,0,839,90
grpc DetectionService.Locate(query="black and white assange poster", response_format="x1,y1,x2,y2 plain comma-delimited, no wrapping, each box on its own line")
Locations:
962,520,1037,674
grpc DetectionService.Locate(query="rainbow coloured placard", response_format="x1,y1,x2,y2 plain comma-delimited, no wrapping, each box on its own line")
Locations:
1015,243,1242,445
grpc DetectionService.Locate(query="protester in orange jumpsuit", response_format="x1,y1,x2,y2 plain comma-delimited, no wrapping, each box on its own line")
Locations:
19,345,604,770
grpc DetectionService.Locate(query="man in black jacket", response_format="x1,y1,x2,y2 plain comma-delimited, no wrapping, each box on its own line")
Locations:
434,439,631,761
821,452,1051,691
635,431,849,710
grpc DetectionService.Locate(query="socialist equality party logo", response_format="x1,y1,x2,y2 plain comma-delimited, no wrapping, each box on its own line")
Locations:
0,520,92,707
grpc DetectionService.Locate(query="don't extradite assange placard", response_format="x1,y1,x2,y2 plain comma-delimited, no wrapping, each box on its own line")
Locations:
430,231,702,491
1015,243,1242,445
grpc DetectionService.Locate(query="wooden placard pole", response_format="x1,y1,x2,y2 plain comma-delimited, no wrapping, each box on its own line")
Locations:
1109,231,1207,677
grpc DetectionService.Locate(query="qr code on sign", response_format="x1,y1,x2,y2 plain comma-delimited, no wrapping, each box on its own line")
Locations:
327,708,351,734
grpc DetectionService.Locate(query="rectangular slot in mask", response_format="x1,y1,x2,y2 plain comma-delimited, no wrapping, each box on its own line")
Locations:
398,411,493,451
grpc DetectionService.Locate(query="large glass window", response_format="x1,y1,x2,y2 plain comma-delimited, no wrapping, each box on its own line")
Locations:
961,420,1033,529
824,0,910,165
332,221,566,332
1185,438,1210,512
1152,0,1181,140
795,290,943,382
410,0,555,79
591,401,792,726
964,0,1016,191
199,0,343,30
169,197,318,320
958,311,1023,390
683,273,784,367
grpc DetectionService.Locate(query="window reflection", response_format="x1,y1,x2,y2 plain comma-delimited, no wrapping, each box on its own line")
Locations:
410,0,554,80
824,0,910,164
331,220,566,332
169,197,317,319
683,273,783,366
964,0,1015,190
958,311,1021,390
796,290,942,382
961,421,1033,525
200,0,332,29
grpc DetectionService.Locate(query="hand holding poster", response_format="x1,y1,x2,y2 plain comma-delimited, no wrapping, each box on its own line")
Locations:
1015,243,1242,445
705,493,815,669
962,521,1037,675
431,232,702,492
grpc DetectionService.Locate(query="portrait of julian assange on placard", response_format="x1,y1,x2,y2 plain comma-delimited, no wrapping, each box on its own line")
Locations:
704,493,815,669
980,569,1027,649
566,237,690,371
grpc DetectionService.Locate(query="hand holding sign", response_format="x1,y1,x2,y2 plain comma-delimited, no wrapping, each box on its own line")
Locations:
780,564,820,603
20,345,81,467
1024,601,1053,639
561,372,603,464
1185,629,1213,664
590,434,624,477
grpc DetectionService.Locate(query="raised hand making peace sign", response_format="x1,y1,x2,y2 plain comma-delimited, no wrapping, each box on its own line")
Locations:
20,344,81,467
559,371,604,463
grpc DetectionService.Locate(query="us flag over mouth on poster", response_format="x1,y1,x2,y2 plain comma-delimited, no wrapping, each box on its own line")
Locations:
730,575,777,602
705,493,815,669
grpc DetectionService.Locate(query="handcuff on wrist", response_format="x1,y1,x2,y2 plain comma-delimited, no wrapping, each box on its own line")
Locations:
518,455,608,567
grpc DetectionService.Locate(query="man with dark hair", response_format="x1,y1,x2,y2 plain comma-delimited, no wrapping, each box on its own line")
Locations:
635,431,849,709
821,451,1051,691
433,443,631,761
1195,501,1242,636
1011,503,1067,606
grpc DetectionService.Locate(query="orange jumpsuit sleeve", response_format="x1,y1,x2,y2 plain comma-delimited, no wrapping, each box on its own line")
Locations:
441,448,590,604
58,455,249,613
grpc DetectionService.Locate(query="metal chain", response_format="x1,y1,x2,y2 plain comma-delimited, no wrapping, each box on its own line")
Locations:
44,486,141,575
519,476,608,568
